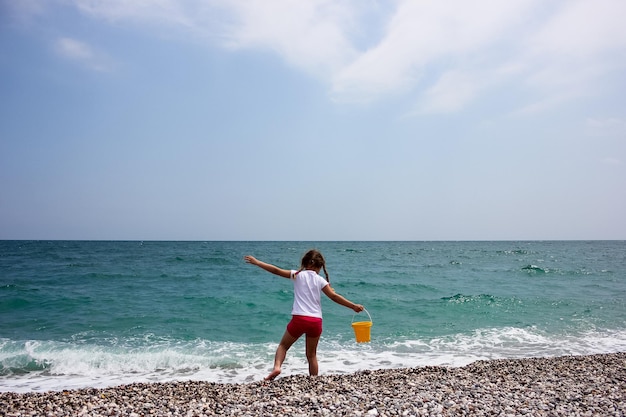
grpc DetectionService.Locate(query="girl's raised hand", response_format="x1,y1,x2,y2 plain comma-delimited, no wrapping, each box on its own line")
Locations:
244,255,258,265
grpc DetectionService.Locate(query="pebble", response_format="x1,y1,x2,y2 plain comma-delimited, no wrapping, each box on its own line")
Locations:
1,353,625,416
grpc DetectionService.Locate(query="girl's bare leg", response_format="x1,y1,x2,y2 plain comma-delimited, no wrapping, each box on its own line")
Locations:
305,335,320,376
265,330,298,381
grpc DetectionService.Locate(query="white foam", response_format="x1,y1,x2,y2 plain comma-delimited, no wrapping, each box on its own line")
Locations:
2,327,626,392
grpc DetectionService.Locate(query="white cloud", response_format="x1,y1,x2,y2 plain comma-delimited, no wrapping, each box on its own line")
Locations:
213,0,358,78
15,0,626,113
416,70,484,114
526,0,626,58
69,0,358,78
72,0,194,27
510,93,574,117
507,0,626,113
331,0,534,103
56,37,91,60
54,37,114,72
586,117,626,138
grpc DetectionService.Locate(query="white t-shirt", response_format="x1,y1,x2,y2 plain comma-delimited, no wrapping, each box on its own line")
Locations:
289,269,329,318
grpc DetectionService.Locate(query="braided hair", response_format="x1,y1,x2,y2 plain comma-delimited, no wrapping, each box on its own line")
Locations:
299,249,329,283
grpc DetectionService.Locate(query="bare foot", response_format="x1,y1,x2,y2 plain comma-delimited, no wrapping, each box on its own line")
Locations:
264,369,281,381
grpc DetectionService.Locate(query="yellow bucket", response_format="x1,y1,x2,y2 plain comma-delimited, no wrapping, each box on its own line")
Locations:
351,309,372,343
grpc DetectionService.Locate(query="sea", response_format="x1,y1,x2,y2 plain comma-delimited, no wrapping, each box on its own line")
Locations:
1,240,625,393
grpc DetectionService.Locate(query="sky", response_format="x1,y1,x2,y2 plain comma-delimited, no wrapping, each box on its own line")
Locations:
1,0,625,241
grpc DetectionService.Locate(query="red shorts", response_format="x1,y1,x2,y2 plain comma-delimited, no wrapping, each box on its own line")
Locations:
286,315,323,338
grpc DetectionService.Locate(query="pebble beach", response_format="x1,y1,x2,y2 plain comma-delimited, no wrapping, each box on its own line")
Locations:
2,352,624,416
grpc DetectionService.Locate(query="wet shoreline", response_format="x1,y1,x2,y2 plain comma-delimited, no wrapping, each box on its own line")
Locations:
2,352,624,416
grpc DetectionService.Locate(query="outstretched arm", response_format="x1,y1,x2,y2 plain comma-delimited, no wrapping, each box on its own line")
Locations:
322,285,364,312
244,255,292,279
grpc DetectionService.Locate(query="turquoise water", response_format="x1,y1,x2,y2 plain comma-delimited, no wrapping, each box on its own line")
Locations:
1,240,625,392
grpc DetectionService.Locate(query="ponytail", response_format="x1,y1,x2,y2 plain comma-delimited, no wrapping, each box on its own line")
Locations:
300,249,329,282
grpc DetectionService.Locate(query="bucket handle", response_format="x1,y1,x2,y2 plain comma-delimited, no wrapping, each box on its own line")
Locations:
351,308,372,324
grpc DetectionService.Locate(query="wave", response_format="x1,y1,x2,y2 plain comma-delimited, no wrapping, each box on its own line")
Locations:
519,264,614,276
2,326,625,393
442,294,498,304
497,249,535,255
521,264,547,273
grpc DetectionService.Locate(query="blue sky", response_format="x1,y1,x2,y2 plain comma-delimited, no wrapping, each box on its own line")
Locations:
1,0,625,241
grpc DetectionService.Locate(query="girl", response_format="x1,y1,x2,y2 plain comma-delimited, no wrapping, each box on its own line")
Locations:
244,249,364,381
